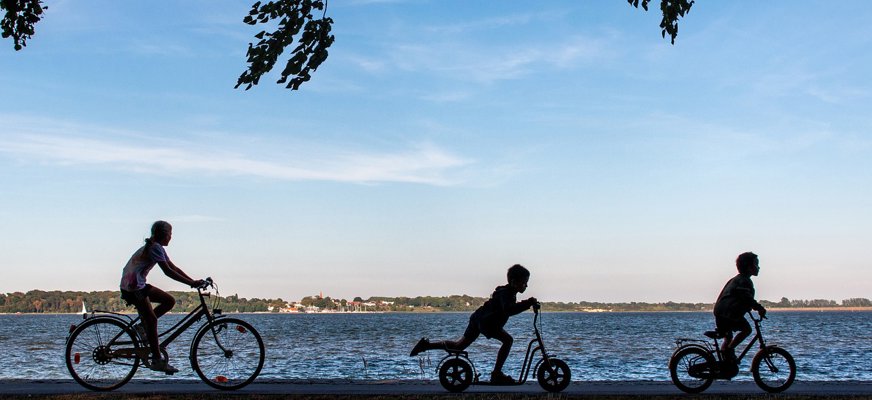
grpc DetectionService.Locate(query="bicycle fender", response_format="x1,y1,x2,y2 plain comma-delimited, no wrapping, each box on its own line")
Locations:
670,343,710,360
188,315,232,356
66,315,132,343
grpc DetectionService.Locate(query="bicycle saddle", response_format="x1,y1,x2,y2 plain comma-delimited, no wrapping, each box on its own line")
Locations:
704,330,726,339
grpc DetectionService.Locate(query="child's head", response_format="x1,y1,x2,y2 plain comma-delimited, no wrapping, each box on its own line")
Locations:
736,252,759,276
507,264,530,293
151,220,173,246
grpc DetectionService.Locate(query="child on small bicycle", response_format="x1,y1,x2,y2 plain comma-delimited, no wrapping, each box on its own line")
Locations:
409,264,537,384
119,220,206,373
713,252,767,361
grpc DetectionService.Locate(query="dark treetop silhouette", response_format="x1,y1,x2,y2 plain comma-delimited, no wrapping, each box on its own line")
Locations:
2,0,693,90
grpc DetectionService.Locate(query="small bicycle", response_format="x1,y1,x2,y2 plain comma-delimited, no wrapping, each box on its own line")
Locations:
64,278,265,391
435,303,572,393
669,311,796,393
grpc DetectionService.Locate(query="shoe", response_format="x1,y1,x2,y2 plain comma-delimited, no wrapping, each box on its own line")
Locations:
490,370,515,385
133,323,147,342
410,337,429,356
149,357,179,374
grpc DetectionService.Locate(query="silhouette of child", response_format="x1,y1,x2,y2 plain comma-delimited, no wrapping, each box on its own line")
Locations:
713,252,767,361
119,220,205,373
409,264,538,384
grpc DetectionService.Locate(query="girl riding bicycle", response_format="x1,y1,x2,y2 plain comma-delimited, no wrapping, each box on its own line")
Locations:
119,220,205,373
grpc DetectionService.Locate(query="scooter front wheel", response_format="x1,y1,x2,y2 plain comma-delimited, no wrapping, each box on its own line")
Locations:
536,358,571,392
438,358,473,393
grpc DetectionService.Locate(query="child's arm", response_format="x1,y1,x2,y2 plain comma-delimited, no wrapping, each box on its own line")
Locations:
502,295,538,317
157,260,201,288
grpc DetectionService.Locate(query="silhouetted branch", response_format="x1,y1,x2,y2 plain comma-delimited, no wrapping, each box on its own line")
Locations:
236,0,335,91
0,0,45,50
627,0,694,45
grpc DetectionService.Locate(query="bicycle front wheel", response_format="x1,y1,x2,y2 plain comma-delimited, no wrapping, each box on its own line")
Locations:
65,318,141,391
191,317,265,390
669,346,715,394
752,346,796,393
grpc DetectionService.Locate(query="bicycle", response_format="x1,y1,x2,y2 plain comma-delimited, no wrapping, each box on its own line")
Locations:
64,278,265,391
668,311,796,393
435,303,572,393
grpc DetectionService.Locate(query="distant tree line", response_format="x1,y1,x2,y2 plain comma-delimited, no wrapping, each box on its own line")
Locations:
0,290,282,313
2,290,869,314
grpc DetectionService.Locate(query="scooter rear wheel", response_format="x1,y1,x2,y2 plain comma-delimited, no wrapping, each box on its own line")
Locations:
438,358,473,393
536,358,571,392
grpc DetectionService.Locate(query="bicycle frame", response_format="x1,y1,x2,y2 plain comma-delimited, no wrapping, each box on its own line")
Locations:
70,285,224,360
673,312,768,368
712,313,768,364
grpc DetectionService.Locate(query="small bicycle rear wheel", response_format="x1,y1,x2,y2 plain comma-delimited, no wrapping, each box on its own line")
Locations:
536,358,571,392
669,346,715,393
191,317,265,390
438,358,473,393
65,318,141,391
752,346,796,393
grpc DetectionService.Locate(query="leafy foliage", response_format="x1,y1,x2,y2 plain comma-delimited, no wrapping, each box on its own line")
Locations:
0,0,45,50
2,0,695,91
627,0,694,44
236,0,334,90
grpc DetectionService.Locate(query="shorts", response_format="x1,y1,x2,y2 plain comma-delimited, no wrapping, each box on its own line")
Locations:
715,314,751,335
463,313,501,341
120,284,154,306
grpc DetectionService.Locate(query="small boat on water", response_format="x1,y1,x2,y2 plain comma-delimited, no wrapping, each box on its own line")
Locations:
81,300,88,315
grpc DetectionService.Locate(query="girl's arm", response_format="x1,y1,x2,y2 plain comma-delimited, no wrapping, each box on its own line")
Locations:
157,260,198,287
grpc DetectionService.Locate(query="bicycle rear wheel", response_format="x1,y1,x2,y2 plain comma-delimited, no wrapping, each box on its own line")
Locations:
65,317,141,391
669,346,715,393
191,317,265,390
752,346,796,393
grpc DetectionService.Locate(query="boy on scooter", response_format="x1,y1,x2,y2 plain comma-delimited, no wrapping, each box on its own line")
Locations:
713,252,767,371
409,264,538,384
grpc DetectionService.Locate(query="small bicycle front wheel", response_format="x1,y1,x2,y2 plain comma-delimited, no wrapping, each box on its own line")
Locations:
438,358,473,393
669,346,715,394
536,358,571,392
65,318,141,391
752,346,796,393
191,317,265,390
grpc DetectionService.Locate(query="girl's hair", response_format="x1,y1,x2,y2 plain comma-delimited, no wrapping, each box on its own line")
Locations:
507,264,530,282
142,220,172,260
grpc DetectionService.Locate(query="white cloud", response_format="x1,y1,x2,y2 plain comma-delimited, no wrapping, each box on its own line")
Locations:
0,117,472,186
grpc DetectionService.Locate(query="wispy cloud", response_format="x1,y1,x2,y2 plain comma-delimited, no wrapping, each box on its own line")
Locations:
0,117,473,186
378,35,609,84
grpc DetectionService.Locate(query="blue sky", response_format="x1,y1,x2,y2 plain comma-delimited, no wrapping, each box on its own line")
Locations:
1,1,870,303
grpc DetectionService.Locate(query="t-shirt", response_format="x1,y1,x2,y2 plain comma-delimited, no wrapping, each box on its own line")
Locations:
119,243,168,291
472,285,529,330
713,274,758,320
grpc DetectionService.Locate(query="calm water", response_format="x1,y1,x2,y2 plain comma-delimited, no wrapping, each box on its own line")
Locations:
0,311,869,381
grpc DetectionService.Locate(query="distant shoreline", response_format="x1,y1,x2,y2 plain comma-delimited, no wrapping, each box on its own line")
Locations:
3,306,870,315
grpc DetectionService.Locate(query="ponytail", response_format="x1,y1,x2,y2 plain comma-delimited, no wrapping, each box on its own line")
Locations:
141,220,171,261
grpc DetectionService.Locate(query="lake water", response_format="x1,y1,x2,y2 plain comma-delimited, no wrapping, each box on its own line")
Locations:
0,311,869,382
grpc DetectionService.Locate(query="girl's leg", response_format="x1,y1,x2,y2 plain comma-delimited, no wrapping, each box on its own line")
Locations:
145,286,176,319
131,297,161,359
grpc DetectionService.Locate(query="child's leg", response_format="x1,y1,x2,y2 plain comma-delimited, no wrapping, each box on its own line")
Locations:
491,329,514,374
729,321,752,350
131,296,161,359
144,286,176,319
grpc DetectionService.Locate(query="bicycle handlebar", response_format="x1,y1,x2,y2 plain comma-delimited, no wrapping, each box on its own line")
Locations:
748,309,767,321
